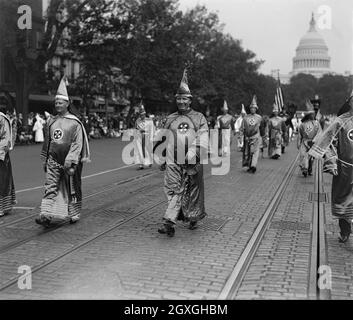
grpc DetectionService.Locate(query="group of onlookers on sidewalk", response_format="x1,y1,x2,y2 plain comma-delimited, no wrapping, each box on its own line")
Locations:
5,109,170,145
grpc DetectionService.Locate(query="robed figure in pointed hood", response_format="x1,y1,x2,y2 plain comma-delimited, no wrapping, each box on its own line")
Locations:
134,101,155,170
309,88,353,243
0,104,16,217
36,77,90,226
234,104,247,151
215,100,235,156
241,95,265,173
157,67,208,237
268,103,286,159
296,99,321,178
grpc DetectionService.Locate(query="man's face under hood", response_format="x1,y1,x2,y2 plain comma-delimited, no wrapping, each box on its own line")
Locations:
176,96,191,113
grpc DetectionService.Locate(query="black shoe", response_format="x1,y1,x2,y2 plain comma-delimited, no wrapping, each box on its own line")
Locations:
247,167,252,172
69,215,80,224
339,233,350,243
158,224,175,237
250,167,256,173
189,221,198,230
137,166,144,170
35,216,51,227
302,170,307,177
338,219,351,243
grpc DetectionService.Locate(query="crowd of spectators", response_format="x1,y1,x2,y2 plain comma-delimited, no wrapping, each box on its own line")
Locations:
6,109,170,145
7,106,334,146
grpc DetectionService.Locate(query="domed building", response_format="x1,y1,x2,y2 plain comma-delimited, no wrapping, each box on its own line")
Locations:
291,13,331,78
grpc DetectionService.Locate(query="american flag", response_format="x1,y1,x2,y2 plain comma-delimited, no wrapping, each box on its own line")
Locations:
274,86,284,112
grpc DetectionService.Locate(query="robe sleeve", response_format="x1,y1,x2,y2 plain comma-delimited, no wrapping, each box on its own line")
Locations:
281,119,286,135
11,119,17,148
281,119,288,143
65,123,83,165
41,121,50,164
309,117,342,159
297,125,302,149
214,116,220,129
322,143,338,175
231,116,236,131
240,117,245,137
188,114,209,160
259,117,266,138
0,116,11,161
234,118,241,132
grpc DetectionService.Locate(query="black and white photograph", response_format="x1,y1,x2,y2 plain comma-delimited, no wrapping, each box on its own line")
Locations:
0,0,353,306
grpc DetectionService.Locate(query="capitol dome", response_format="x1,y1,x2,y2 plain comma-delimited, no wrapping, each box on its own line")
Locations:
291,13,331,78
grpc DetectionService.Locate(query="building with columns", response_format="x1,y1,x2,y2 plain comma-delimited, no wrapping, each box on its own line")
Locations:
291,13,331,78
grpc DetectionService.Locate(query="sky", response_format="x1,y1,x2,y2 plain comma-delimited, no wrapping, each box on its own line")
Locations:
42,0,353,76
178,0,353,76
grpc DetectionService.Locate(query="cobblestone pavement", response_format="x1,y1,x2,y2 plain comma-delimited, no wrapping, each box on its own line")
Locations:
323,173,353,299
235,163,315,299
0,143,336,300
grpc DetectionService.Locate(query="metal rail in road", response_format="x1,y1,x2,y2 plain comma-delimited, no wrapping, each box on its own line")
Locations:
0,171,159,229
0,170,215,292
218,154,299,299
218,156,330,300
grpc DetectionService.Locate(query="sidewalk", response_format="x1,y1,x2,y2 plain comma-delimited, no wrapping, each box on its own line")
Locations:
323,173,353,299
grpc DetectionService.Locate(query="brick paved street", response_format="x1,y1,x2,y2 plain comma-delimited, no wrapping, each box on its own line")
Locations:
0,142,299,299
0,141,352,300
236,163,315,299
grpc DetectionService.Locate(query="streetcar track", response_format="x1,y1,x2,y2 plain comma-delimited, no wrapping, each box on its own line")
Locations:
0,170,215,291
0,170,214,255
316,159,330,300
0,155,308,297
0,172,163,254
0,199,166,291
0,170,159,229
218,155,329,300
218,154,299,299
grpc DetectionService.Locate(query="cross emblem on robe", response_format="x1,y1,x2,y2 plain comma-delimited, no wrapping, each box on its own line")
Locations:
348,129,353,141
178,122,189,134
305,124,313,134
53,129,63,141
248,117,255,126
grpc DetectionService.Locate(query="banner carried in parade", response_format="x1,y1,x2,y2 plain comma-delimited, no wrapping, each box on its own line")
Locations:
274,86,284,112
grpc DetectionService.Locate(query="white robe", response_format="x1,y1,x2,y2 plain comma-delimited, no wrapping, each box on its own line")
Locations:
234,116,244,149
134,118,155,166
33,118,44,142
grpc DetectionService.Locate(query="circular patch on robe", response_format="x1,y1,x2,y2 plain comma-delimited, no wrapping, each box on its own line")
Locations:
347,129,353,141
248,117,256,126
304,123,313,134
178,122,190,134
53,129,64,141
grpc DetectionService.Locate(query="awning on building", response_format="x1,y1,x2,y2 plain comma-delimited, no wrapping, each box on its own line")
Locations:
3,92,82,103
